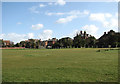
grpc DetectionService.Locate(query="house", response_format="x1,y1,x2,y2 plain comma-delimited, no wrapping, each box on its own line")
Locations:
47,38,57,46
42,38,57,48
97,30,120,48
25,39,40,43
79,31,89,39
3,40,14,46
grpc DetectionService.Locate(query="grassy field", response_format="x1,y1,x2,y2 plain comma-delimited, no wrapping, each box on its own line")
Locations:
2,48,118,82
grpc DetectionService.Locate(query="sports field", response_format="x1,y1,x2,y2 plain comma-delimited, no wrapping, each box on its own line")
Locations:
2,48,118,82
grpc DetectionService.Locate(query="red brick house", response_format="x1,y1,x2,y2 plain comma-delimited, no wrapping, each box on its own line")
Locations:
3,40,14,46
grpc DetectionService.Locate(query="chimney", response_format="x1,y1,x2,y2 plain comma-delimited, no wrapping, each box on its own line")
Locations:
84,31,86,34
80,31,82,34
104,32,106,35
87,34,89,36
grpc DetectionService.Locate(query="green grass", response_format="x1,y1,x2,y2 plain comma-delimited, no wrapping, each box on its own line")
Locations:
2,48,118,82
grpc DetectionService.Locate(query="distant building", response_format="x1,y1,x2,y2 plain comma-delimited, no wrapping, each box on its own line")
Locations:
3,40,14,46
42,40,48,47
40,38,57,48
24,38,58,49
25,39,40,43
47,38,57,46
97,30,120,48
77,31,91,39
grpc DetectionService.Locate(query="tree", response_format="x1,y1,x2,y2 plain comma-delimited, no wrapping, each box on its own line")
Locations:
0,40,5,47
52,37,73,48
85,36,96,48
59,37,73,48
52,42,60,48
15,43,20,47
28,39,36,48
97,30,120,48
20,41,26,47
25,42,30,48
73,34,85,48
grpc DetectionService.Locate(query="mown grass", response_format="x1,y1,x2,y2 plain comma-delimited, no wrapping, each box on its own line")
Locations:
2,48,118,82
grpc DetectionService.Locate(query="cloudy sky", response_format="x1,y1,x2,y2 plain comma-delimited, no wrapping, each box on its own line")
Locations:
1,0,118,43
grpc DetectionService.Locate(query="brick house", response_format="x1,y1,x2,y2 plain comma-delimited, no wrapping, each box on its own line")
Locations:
3,40,14,46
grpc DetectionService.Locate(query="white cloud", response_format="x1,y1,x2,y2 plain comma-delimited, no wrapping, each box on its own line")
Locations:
29,6,39,13
90,13,113,22
114,0,120,2
38,29,53,40
89,13,118,31
58,29,80,39
46,10,89,16
0,33,34,44
28,33,34,39
82,25,99,37
83,10,89,15
105,13,112,18
32,24,44,30
48,2,53,5
103,18,118,31
29,4,46,13
0,30,53,43
68,10,89,16
29,0,66,14
29,0,66,13
115,12,118,22
46,12,65,16
89,13,106,22
115,12,118,17
17,22,22,25
0,34,5,39
56,15,77,23
55,0,66,5
47,10,89,24
39,4,46,7
69,29,80,38
48,0,66,6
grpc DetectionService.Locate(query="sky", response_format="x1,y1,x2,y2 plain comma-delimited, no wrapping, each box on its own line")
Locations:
1,0,118,43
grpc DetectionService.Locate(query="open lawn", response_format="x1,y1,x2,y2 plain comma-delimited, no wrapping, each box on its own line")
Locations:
2,48,118,82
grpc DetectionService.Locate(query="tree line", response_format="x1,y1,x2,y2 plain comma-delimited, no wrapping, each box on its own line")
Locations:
1,30,120,48
53,30,120,48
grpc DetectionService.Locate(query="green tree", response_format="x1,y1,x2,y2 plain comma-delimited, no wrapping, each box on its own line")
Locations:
25,42,30,48
73,35,85,48
85,36,96,48
20,41,26,47
59,37,73,48
15,43,20,47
